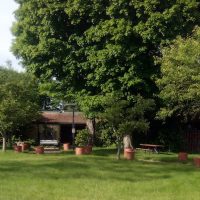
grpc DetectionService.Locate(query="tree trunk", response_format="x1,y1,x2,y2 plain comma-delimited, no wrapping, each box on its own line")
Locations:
2,136,6,152
86,118,96,145
123,134,133,149
91,118,96,145
7,133,12,149
116,138,121,160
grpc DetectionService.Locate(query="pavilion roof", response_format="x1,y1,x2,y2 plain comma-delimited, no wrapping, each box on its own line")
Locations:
39,111,87,124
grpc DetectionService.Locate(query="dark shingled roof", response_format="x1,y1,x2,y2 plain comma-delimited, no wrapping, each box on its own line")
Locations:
39,111,87,124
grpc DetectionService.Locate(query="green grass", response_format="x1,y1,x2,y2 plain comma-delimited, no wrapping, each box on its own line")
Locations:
0,148,199,200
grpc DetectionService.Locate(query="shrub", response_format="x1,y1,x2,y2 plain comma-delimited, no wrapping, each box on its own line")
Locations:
75,129,90,147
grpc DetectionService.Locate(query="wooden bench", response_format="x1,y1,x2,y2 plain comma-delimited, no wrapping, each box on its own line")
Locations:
40,140,60,153
40,140,59,146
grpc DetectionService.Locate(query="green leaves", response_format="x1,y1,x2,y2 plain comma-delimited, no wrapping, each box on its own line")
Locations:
0,67,41,136
99,93,155,136
75,128,90,146
12,0,200,100
157,27,200,121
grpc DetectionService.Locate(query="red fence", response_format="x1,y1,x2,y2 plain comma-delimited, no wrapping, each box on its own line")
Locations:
184,130,200,152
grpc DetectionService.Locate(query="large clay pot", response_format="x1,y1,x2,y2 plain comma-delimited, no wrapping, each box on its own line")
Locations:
35,146,44,154
124,148,134,160
75,147,85,155
63,143,70,151
193,158,200,168
14,145,22,153
178,152,188,161
84,145,92,154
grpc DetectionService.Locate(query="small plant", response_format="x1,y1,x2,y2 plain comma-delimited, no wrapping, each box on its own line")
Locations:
24,138,35,146
75,129,89,147
11,135,22,145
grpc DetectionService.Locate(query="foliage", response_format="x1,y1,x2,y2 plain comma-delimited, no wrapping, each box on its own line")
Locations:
76,94,104,119
0,67,41,151
12,0,200,104
98,93,155,159
95,124,116,147
157,27,200,122
75,128,90,147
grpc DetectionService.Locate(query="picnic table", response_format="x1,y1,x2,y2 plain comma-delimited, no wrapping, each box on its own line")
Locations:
140,144,164,153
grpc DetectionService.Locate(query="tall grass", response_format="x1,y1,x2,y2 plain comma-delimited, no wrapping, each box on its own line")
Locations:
0,149,199,200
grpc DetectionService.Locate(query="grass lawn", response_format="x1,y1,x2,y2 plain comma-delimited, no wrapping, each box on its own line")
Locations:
0,148,199,200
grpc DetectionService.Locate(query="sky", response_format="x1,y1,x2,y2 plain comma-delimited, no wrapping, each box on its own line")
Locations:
0,0,23,71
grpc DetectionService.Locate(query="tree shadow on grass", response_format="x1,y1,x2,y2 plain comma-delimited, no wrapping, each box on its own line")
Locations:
92,148,117,156
0,150,198,184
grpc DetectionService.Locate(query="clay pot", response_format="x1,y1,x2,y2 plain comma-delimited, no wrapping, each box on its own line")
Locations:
63,143,70,151
178,152,188,161
35,146,44,154
84,145,92,154
21,143,29,152
14,145,22,153
75,147,85,155
13,144,17,149
193,158,200,168
124,148,134,160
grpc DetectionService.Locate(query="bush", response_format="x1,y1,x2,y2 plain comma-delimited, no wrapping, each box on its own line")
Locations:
75,129,90,147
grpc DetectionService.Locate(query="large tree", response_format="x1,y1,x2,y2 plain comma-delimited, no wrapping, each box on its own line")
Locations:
157,27,200,122
0,67,40,151
12,0,200,103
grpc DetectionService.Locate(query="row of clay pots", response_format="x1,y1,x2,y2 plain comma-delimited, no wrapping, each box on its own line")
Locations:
125,151,200,166
14,143,71,153
14,143,30,152
14,144,93,155
178,152,200,168
63,143,93,155
123,150,200,165
34,145,93,155
14,144,44,154
14,145,200,167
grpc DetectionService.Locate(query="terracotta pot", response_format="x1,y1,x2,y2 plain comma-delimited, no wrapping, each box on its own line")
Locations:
178,152,188,161
21,143,29,152
35,146,44,154
84,145,92,154
75,147,85,155
193,158,200,168
63,143,70,151
124,148,134,160
14,145,22,153
13,144,17,149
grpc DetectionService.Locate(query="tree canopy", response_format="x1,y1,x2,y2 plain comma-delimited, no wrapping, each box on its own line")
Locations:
0,67,41,151
12,0,200,102
157,26,200,122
